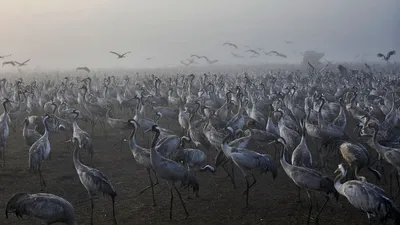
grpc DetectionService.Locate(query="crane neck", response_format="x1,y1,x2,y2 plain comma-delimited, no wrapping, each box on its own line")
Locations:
150,129,161,163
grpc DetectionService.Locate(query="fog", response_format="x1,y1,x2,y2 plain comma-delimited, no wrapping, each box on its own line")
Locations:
1,0,399,70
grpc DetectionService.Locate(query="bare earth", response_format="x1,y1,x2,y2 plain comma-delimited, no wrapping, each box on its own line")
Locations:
0,118,388,225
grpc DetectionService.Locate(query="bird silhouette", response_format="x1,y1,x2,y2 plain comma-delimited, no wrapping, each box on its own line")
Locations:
110,51,131,59
223,42,238,49
14,59,30,67
0,54,11,59
180,60,191,67
146,56,155,60
377,50,396,61
76,67,91,73
2,61,15,67
267,51,287,58
231,52,244,58
245,49,260,55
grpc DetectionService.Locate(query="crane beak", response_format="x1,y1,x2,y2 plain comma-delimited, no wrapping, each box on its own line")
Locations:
144,128,151,133
334,168,340,174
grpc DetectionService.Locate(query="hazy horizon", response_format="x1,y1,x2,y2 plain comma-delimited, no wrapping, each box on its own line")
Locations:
1,0,399,70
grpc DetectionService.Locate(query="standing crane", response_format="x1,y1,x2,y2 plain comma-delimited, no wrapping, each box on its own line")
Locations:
277,137,338,225
71,137,117,225
334,164,400,224
0,98,12,166
28,114,51,190
6,192,77,225
127,119,159,206
148,124,199,220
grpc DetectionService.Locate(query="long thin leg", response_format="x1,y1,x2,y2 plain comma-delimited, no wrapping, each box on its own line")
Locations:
244,176,250,208
3,143,5,167
38,167,46,190
297,187,301,203
242,173,257,195
314,196,329,225
174,184,189,219
169,187,174,220
231,161,236,189
138,169,159,203
306,190,312,225
111,196,117,225
90,194,94,225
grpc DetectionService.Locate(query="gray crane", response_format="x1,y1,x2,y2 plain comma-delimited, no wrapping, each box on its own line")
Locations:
334,164,400,224
148,124,199,220
127,119,159,206
5,192,77,225
72,137,117,225
277,137,338,225
0,98,12,166
22,117,41,147
70,109,93,161
29,114,51,190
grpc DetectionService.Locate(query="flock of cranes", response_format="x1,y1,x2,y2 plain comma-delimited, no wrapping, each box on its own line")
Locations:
0,50,399,225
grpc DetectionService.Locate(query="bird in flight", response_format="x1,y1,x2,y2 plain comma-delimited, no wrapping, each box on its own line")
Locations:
187,58,198,64
76,67,91,73
201,56,218,65
2,61,15,67
180,60,191,67
245,49,260,55
14,59,30,67
284,40,292,44
146,56,155,60
231,52,244,58
266,51,287,58
190,54,207,59
0,54,11,59
110,51,131,59
223,42,238,49
377,50,396,61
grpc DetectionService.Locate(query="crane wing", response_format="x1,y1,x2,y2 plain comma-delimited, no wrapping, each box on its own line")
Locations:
122,51,131,56
22,59,30,64
377,53,384,58
387,50,396,59
109,51,121,57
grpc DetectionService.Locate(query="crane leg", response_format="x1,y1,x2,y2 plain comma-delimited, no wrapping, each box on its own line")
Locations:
38,168,46,190
306,190,313,225
231,161,236,189
111,196,117,225
1,146,5,167
314,196,329,225
174,184,188,219
242,173,257,195
394,172,400,201
169,187,174,220
89,194,95,225
297,187,301,203
138,169,159,206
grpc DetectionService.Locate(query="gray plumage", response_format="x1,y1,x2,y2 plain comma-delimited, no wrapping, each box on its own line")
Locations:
23,118,41,147
5,192,77,225
29,114,51,190
72,137,117,225
335,164,400,224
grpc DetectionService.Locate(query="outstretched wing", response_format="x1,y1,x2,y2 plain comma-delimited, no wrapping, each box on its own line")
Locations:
387,50,396,59
190,54,201,59
22,59,30,64
180,60,189,66
377,53,384,58
122,51,131,56
109,51,121,57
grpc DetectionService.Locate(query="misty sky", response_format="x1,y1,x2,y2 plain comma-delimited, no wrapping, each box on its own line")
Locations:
1,0,399,70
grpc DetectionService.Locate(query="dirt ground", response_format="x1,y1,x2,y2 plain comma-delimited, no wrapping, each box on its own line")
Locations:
0,118,393,225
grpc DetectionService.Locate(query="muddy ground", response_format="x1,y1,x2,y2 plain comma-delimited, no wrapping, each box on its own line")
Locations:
0,118,393,225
